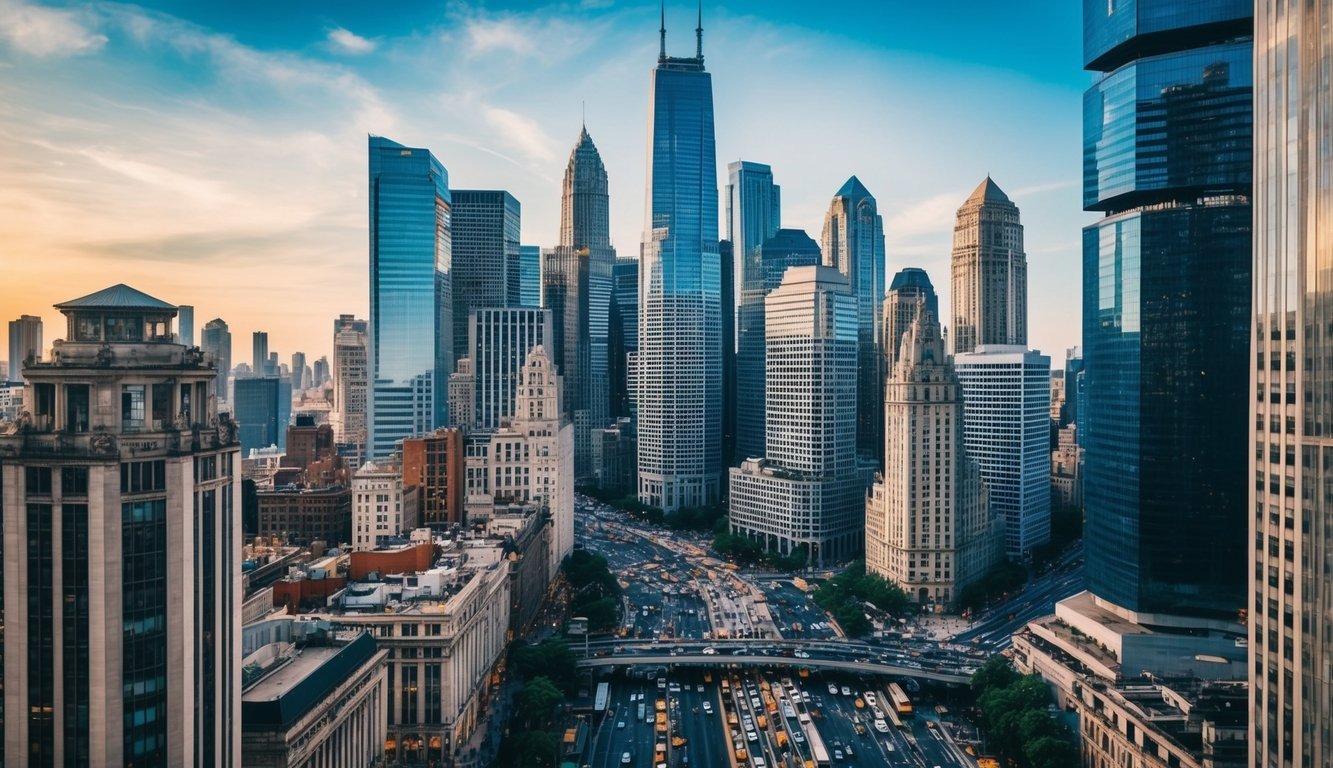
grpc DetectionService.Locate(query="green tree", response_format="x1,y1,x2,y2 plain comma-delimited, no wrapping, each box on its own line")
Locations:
1026,734,1078,768
572,596,619,631
512,640,578,695
497,729,558,768
834,602,871,636
516,676,564,730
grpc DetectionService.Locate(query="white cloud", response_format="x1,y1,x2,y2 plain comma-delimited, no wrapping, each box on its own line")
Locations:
465,17,532,55
0,0,106,57
328,27,375,55
482,104,557,165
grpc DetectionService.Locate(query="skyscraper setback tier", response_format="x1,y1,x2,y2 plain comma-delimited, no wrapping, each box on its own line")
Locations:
636,16,722,512
821,176,885,466
1252,2,1332,763
544,126,615,480
367,135,452,460
1,284,240,765
883,267,938,370
949,177,1027,355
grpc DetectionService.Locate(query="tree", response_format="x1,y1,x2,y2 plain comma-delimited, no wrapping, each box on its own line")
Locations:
971,656,1020,696
834,602,871,637
1026,734,1078,768
512,640,578,695
516,676,564,730
497,729,557,768
574,596,619,632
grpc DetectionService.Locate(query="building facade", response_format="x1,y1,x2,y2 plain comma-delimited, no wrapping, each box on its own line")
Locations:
454,307,550,432
821,176,886,465
954,345,1052,558
518,245,541,307
450,190,521,369
865,302,1001,609
234,377,291,454
950,177,1027,355
257,485,351,548
637,15,722,512
883,268,939,371
352,461,416,552
332,314,368,463
202,317,232,403
253,331,269,376
0,284,240,766
176,304,194,348
402,428,465,530
7,314,42,384
1252,1,1333,763
368,136,452,460
609,257,639,421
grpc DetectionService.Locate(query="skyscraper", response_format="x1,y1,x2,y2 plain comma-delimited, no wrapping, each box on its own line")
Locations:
609,257,639,419
955,346,1051,558
821,176,886,465
519,245,541,307
543,126,615,479
0,285,240,766
368,135,452,460
728,265,863,564
865,301,1001,609
252,330,269,375
455,307,551,432
177,303,194,347
290,351,307,391
7,314,42,383
1253,3,1330,763
234,377,291,453
333,314,369,461
734,228,820,461
883,268,939,370
727,161,783,462
1082,2,1251,623
637,9,722,512
201,317,232,402
950,177,1027,354
450,190,521,367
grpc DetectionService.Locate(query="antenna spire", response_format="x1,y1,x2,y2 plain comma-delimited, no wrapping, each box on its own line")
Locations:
696,1,703,59
659,2,666,59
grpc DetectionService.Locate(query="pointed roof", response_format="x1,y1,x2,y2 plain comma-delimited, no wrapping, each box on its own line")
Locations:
55,284,175,311
836,175,871,199
965,175,1010,204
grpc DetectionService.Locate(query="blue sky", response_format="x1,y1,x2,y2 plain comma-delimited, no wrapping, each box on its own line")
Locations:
0,0,1089,365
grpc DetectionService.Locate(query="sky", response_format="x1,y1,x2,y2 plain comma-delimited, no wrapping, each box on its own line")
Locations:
0,0,1090,367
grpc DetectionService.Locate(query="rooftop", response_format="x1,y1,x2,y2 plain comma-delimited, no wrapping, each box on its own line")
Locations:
964,175,1010,205
242,631,379,731
55,283,175,312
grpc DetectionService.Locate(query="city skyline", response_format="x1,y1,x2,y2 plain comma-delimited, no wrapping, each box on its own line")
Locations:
0,0,1085,365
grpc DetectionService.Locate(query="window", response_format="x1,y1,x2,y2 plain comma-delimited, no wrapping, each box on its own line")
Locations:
151,383,172,429
122,385,145,432
61,467,89,496
65,385,90,433
26,466,52,496
120,461,166,494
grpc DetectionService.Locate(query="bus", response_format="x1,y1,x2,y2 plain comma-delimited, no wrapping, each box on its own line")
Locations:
804,721,831,768
594,682,610,714
887,683,913,717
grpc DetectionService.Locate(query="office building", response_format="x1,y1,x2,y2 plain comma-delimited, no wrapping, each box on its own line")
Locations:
450,190,521,368
333,314,368,461
234,377,292,454
257,485,351,547
955,345,1052,558
591,418,636,497
253,331,269,375
734,228,820,461
543,126,615,479
1051,423,1081,511
202,317,232,402
290,351,307,391
7,314,42,383
950,177,1027,354
453,307,550,432
609,257,639,422
865,301,1001,609
1253,1,1332,762
352,461,418,552
728,265,864,565
519,245,541,307
0,284,240,765
637,10,722,511
368,136,452,460
402,428,465,529
177,304,194,347
312,356,329,388
883,268,939,370
821,176,886,465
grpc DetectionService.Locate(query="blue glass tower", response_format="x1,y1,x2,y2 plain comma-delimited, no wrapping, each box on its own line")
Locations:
368,136,452,460
1081,0,1250,620
637,7,721,511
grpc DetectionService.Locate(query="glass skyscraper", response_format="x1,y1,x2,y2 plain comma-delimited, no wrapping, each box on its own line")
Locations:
1081,0,1250,620
367,135,452,460
637,14,721,511
1252,2,1333,763
821,176,886,466
518,245,541,307
450,190,521,368
609,257,639,419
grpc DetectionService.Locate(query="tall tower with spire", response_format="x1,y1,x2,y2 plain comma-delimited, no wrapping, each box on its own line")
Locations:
543,125,615,479
821,176,886,466
637,3,721,511
949,176,1026,355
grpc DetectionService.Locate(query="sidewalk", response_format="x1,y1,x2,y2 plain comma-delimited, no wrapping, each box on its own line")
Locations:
912,613,973,641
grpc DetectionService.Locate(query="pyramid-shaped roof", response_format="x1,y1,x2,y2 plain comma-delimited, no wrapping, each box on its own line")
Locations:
55,284,175,311
965,176,1010,205
836,175,872,199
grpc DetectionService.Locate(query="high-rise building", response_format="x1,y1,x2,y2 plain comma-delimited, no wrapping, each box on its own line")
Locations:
368,135,452,460
291,351,307,391
450,190,521,367
950,177,1027,354
637,10,722,511
821,176,886,465
402,428,465,529
0,284,240,765
1253,2,1332,763
234,377,291,453
865,301,1001,609
955,345,1052,558
312,356,329,388
177,304,194,347
734,228,820,461
202,317,232,402
518,245,541,307
455,307,550,432
7,314,42,383
333,314,368,461
883,268,939,370
544,126,615,479
252,331,269,375
609,257,639,419
1082,2,1251,624
728,265,864,564
726,162,781,309
352,461,417,551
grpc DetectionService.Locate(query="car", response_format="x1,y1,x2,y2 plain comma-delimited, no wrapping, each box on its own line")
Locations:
617,721,626,729
844,744,854,756
841,686,852,696
697,684,705,693
864,692,877,707
621,752,633,764
833,749,843,760
746,730,758,743
874,719,889,733
827,683,839,695
702,702,713,714
702,647,718,655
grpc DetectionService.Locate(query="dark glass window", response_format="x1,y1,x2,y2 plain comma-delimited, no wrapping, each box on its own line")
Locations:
120,461,166,494
27,502,54,766
61,467,88,496
62,503,90,764
122,498,167,765
25,466,52,496
65,384,90,433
